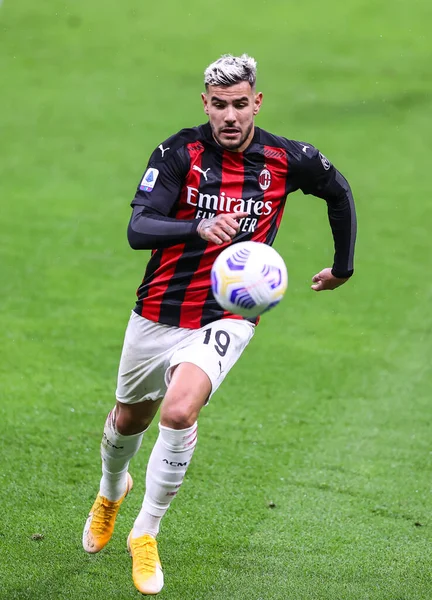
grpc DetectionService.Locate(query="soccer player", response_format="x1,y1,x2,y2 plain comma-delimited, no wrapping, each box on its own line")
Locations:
82,54,357,595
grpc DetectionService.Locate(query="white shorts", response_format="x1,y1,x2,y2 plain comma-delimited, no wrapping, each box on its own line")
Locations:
115,312,255,404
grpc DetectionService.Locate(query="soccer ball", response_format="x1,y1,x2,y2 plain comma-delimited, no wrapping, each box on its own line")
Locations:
211,241,288,318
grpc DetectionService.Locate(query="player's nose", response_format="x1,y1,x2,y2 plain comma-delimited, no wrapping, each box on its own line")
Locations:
224,106,236,123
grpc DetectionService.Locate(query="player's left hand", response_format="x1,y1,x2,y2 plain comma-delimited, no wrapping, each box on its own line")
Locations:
311,268,349,292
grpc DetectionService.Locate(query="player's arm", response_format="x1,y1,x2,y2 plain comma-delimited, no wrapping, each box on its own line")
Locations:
128,144,243,249
127,145,201,250
296,145,357,291
128,204,201,250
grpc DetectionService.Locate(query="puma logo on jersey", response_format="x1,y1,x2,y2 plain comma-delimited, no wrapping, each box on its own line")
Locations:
193,165,211,181
158,144,170,158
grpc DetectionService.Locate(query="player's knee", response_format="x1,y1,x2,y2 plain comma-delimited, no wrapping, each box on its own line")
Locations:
160,403,199,430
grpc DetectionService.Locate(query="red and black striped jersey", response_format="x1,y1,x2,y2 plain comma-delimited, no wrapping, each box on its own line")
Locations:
129,122,356,329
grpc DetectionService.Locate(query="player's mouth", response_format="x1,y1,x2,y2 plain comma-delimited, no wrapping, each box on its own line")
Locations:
220,127,241,138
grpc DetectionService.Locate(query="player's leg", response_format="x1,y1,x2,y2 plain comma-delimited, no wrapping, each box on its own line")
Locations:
98,398,162,501
132,362,209,537
128,319,255,594
83,312,172,554
128,362,209,595
83,398,161,554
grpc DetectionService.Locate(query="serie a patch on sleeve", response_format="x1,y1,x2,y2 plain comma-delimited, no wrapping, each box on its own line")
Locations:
139,168,159,192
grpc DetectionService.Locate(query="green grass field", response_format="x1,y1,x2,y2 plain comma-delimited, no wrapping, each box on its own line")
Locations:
1,0,431,598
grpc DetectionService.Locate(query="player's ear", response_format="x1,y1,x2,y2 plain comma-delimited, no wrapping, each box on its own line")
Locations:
253,92,263,115
201,92,209,115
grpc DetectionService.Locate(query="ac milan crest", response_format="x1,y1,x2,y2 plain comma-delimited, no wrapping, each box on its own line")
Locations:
258,168,272,191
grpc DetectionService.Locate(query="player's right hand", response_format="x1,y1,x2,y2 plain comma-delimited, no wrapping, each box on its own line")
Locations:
197,212,249,245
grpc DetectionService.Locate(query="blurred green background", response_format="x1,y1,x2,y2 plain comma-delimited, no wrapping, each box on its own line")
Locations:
1,1,431,598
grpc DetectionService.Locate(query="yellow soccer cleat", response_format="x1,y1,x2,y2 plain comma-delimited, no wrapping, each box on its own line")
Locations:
127,532,164,595
82,473,133,553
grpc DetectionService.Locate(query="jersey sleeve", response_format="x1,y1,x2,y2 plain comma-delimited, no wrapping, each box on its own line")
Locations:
292,142,339,195
128,136,201,250
291,142,357,278
131,139,187,214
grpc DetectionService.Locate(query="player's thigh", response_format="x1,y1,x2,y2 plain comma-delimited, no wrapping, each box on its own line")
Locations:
166,318,255,402
115,311,189,406
160,362,212,428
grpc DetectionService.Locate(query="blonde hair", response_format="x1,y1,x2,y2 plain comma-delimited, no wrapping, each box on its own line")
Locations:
204,54,257,88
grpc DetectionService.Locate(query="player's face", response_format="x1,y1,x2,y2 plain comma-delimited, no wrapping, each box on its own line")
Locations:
202,82,263,152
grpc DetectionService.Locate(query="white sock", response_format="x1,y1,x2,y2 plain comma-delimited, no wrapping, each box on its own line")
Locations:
132,422,198,538
99,408,145,501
